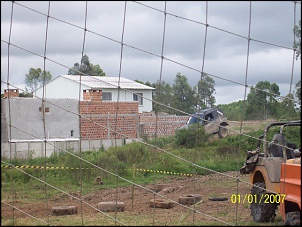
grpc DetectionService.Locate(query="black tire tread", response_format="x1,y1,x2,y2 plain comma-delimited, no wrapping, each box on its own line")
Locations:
208,197,228,201
284,211,301,226
250,182,277,223
218,125,228,138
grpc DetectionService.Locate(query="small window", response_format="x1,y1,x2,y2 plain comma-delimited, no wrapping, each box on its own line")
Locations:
71,130,74,137
102,92,112,101
133,93,143,105
39,107,49,112
205,113,214,122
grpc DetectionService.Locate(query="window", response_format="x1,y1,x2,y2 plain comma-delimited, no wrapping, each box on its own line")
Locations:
205,113,214,123
71,130,74,137
39,107,49,112
102,92,112,101
133,93,143,105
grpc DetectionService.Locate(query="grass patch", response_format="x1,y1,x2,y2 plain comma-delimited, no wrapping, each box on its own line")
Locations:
1,131,258,190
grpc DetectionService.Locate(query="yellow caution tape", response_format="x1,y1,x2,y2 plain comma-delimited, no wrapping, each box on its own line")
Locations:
1,165,193,176
129,168,193,176
1,165,91,170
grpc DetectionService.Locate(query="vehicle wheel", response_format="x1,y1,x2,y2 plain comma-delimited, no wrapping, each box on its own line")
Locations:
250,182,277,222
149,199,174,209
284,211,301,226
218,125,228,138
52,206,78,216
208,197,228,201
179,194,202,205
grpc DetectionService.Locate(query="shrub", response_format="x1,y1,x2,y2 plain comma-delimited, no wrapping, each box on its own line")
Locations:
174,124,209,148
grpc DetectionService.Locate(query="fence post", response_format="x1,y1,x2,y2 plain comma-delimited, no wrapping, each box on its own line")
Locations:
131,164,136,209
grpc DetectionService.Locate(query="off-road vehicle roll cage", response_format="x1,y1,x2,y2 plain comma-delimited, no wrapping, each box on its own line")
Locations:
256,120,300,158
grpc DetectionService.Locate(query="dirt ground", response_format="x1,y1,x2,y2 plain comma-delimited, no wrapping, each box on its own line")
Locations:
1,171,283,226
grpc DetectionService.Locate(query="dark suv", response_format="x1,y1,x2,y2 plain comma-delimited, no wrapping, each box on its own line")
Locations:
177,108,229,138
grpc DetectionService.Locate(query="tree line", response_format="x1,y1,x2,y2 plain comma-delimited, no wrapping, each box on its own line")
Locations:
143,76,301,121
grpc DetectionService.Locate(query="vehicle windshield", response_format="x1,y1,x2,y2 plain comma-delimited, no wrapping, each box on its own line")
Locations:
187,114,203,124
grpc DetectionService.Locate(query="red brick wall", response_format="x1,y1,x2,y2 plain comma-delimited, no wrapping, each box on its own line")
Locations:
80,89,139,140
80,115,139,140
139,112,189,138
80,89,189,140
4,89,19,98
83,89,103,101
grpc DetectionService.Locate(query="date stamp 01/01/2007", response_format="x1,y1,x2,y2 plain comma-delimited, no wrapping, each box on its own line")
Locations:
230,194,286,204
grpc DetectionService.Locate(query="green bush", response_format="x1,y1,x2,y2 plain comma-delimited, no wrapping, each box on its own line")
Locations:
174,124,209,148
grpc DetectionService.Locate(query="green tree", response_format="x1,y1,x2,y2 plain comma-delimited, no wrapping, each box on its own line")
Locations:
152,80,173,114
293,20,301,60
68,54,106,76
295,80,301,103
134,80,153,88
217,100,246,121
196,73,216,108
25,67,52,93
278,93,298,120
171,73,196,115
134,79,146,85
277,81,300,121
19,91,33,97
294,80,301,115
245,81,280,120
145,81,152,87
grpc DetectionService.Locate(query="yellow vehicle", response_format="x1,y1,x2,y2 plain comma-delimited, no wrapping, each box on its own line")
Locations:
240,120,301,223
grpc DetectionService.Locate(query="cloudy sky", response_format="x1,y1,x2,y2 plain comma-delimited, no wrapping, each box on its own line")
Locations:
1,1,301,105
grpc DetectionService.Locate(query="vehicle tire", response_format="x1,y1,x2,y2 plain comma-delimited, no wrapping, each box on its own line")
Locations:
250,182,277,222
149,199,174,209
284,211,301,226
218,125,228,138
208,197,228,201
179,194,202,205
52,206,78,216
97,201,125,212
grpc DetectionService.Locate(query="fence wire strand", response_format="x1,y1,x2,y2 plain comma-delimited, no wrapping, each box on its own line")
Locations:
1,1,301,226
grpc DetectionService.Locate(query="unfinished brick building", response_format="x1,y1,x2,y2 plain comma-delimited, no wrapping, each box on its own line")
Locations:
1,87,188,157
80,89,139,140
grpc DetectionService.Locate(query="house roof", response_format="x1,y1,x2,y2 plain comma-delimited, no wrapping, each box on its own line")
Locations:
61,75,154,90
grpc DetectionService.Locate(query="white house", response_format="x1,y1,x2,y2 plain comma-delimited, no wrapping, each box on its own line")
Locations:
34,75,155,113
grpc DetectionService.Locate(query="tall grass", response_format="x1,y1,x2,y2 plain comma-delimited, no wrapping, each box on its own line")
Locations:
1,131,258,190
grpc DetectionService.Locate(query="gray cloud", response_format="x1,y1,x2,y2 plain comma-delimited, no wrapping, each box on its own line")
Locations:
1,1,301,105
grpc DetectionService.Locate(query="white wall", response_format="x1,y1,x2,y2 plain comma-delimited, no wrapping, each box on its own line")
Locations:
34,76,153,113
1,98,79,141
34,76,90,100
